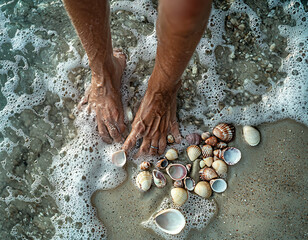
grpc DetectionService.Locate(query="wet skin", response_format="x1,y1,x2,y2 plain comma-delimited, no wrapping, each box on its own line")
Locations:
63,0,212,156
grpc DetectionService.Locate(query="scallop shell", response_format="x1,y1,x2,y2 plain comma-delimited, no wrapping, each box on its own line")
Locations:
201,132,211,140
203,157,213,167
184,177,195,191
185,133,202,145
136,171,152,191
222,147,241,165
210,179,227,193
194,181,212,199
111,150,127,167
205,136,218,147
154,209,186,235
216,142,228,149
140,161,151,171
165,148,178,161
156,158,169,170
212,160,228,176
174,180,183,188
166,164,187,181
187,145,201,161
199,168,218,181
213,149,223,159
213,123,235,142
167,135,175,144
243,126,260,146
201,145,213,158
171,188,188,206
153,170,167,188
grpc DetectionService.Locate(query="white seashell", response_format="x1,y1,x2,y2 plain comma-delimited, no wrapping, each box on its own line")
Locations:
212,160,228,176
154,209,186,235
167,135,175,144
201,132,211,140
203,157,213,167
111,150,126,167
213,156,220,161
199,160,206,169
126,107,134,122
171,188,188,206
153,170,167,188
184,177,195,191
222,147,241,165
205,136,218,147
166,164,187,181
201,145,213,158
216,142,228,149
187,145,201,161
213,123,235,142
140,161,151,171
156,158,169,169
210,179,227,193
165,148,178,161
243,126,260,146
136,171,152,191
194,181,212,199
199,168,218,181
174,180,183,188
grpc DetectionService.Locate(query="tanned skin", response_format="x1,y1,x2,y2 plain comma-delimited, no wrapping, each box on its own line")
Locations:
63,0,212,156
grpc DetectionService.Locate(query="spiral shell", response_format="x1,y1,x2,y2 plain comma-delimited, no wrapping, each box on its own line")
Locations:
205,136,218,147
199,168,218,181
187,145,201,161
174,180,183,188
201,145,213,158
216,142,228,149
213,149,223,159
201,132,211,140
136,171,152,191
171,188,188,206
194,181,212,199
156,158,169,170
203,157,213,167
185,133,202,145
140,161,151,171
167,135,175,144
213,123,235,142
212,160,228,176
165,148,178,161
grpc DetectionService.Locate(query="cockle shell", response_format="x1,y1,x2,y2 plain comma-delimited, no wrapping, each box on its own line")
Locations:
213,149,223,159
184,177,195,191
201,132,211,140
213,123,235,142
201,145,213,158
165,148,178,161
222,147,241,165
210,179,227,193
187,145,201,161
171,188,188,206
194,181,212,199
140,161,151,171
154,209,186,235
203,157,213,167
136,171,152,191
205,136,218,147
111,150,126,167
156,158,169,170
216,142,228,149
243,126,261,146
166,164,187,181
212,160,228,176
199,168,218,181
167,135,175,144
174,180,183,188
153,170,167,188
185,133,202,145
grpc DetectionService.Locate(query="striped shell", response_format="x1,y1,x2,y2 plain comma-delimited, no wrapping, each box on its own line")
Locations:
171,188,188,206
187,145,201,161
140,161,151,171
199,168,218,181
213,149,224,159
201,132,211,140
136,171,152,191
203,157,213,167
213,123,235,142
205,136,218,147
216,142,228,149
201,145,213,158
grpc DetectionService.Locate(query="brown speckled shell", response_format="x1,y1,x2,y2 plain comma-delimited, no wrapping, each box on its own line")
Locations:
199,168,218,181
201,145,213,158
213,149,224,159
213,123,235,142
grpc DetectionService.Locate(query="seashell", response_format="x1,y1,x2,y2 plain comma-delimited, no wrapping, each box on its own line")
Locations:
171,188,188,206
174,180,183,188
185,133,202,145
213,149,223,159
210,179,227,193
166,164,187,181
205,136,218,147
153,170,167,188
212,160,228,176
111,150,127,167
213,123,235,142
201,145,213,158
201,132,211,140
185,163,192,173
136,171,152,191
154,209,186,235
203,157,213,167
140,161,151,171
199,160,206,169
199,168,218,181
194,181,212,199
165,148,178,161
243,126,260,146
184,177,195,191
156,158,169,170
213,156,220,161
222,147,241,165
167,135,175,144
216,142,228,149
187,145,201,161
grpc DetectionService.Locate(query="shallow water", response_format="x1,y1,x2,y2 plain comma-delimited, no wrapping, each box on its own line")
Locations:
0,0,307,239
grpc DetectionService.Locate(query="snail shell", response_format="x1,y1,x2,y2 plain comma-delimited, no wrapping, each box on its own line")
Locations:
243,126,260,146
140,161,151,171
201,132,211,140
171,188,188,206
213,123,235,142
174,180,184,188
185,133,202,145
199,168,218,181
216,142,228,149
194,181,212,199
165,148,178,161
212,160,228,176
203,157,213,167
201,145,213,158
167,135,175,144
205,136,218,147
187,145,201,161
156,158,169,170
136,171,152,191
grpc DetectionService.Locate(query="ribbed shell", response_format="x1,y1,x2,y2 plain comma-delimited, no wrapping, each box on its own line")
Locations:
185,133,202,145
212,160,228,176
187,145,201,161
213,123,235,142
213,149,223,159
201,132,211,140
194,181,212,199
203,157,213,167
136,171,152,191
171,188,188,206
201,145,213,158
199,168,218,181
165,148,178,161
205,136,218,147
216,142,228,149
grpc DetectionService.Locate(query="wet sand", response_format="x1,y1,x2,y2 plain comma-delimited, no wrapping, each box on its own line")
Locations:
92,119,308,239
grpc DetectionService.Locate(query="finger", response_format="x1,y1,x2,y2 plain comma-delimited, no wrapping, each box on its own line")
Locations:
147,116,161,138
170,121,182,143
136,138,151,157
122,128,139,151
105,121,123,143
116,112,126,135
97,119,112,144
149,133,160,155
158,134,167,155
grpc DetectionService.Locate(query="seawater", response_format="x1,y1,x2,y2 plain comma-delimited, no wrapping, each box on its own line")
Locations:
0,0,307,239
